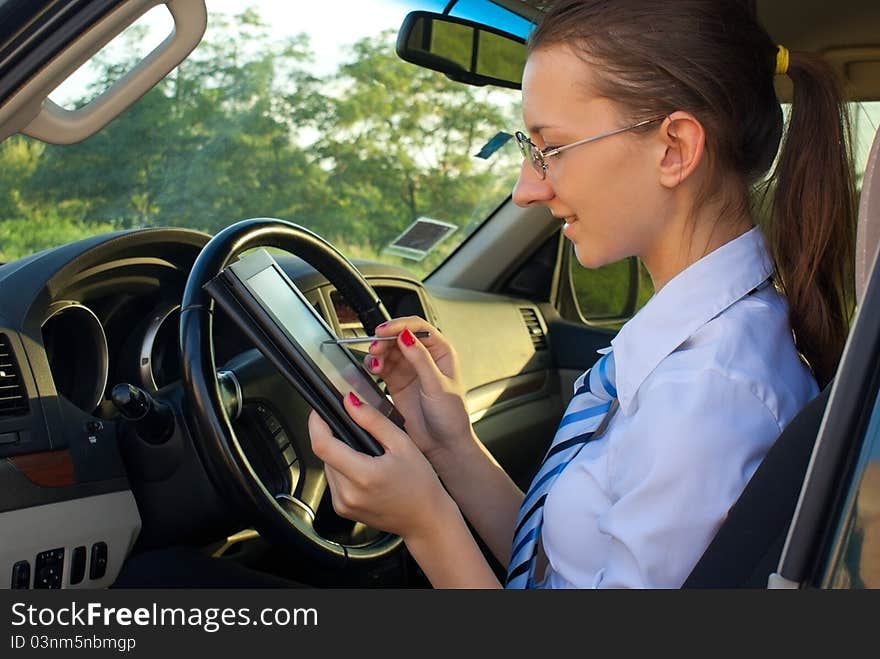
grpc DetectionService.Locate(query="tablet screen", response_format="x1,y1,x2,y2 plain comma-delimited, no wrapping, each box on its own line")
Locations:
240,261,395,415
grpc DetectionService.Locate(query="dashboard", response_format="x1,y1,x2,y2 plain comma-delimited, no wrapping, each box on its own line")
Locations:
0,227,556,589
0,229,436,437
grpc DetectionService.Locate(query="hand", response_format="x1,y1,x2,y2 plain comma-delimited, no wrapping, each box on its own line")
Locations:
364,317,474,465
308,392,456,541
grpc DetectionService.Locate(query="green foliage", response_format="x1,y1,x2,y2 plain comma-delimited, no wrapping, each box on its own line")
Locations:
0,11,520,271
313,30,518,250
0,138,42,220
570,251,654,327
0,203,114,263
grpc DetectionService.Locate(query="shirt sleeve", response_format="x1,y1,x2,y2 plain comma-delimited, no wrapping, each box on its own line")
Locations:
592,368,782,589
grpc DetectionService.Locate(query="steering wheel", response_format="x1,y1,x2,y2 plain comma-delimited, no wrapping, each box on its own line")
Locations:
179,217,403,566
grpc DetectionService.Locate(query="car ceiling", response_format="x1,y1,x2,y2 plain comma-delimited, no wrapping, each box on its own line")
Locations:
488,0,880,101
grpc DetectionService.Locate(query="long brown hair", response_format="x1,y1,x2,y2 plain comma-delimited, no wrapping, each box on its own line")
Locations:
530,0,856,388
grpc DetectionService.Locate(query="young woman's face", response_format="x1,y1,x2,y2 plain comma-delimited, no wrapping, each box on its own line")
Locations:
513,46,667,269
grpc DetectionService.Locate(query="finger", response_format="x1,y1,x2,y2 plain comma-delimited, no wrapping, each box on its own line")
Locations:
343,391,410,452
395,328,448,397
363,347,405,375
308,408,375,476
322,460,343,493
322,462,363,523
363,352,382,375
374,317,447,350
364,349,418,395
367,338,405,371
374,316,437,338
371,318,456,372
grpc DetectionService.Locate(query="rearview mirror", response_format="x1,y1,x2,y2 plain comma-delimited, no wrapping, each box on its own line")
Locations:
395,11,526,90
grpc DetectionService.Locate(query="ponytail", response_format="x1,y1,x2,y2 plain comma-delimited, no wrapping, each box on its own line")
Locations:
769,52,857,388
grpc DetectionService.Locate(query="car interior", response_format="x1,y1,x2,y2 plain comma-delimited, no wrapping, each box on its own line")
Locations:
0,0,879,589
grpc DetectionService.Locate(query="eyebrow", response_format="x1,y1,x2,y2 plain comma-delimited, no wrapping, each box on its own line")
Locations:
526,123,554,134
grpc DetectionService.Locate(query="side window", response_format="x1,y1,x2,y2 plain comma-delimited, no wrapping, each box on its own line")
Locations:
854,101,880,194
565,245,654,328
824,390,880,589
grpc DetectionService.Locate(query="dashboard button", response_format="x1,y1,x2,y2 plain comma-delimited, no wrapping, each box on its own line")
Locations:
11,561,30,589
89,542,108,580
70,546,86,585
34,547,63,589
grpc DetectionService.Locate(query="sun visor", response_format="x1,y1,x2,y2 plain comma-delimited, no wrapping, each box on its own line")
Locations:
0,0,206,144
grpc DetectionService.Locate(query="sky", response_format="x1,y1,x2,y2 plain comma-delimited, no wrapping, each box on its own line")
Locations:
204,0,531,73
50,0,435,105
208,0,422,75
50,0,536,105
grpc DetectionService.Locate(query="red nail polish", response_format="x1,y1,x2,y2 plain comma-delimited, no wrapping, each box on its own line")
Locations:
370,357,380,370
348,392,362,407
401,329,416,347
369,340,378,351
377,322,388,329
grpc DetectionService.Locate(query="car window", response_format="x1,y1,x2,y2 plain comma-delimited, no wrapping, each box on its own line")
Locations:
567,101,880,328
823,383,880,588
0,0,522,278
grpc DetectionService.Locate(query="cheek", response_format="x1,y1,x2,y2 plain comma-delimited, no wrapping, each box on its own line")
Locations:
558,144,649,210
568,180,653,255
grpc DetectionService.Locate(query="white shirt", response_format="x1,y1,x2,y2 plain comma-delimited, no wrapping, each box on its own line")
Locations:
539,226,819,589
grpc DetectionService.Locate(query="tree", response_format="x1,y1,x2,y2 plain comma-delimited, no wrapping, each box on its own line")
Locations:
314,31,519,250
0,10,521,275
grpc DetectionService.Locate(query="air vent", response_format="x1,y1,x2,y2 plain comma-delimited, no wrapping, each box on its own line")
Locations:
519,308,548,351
0,333,29,417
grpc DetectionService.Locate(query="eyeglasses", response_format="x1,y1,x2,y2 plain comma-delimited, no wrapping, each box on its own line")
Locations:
514,116,666,180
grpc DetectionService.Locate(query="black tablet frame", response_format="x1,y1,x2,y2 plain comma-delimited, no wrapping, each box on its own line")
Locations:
203,249,406,457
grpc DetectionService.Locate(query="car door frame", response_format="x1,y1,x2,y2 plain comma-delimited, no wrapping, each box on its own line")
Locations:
773,249,880,588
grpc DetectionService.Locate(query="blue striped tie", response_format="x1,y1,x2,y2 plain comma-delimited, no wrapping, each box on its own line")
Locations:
505,350,618,589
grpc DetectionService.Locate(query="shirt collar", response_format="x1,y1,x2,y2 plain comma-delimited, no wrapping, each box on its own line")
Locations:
609,225,775,415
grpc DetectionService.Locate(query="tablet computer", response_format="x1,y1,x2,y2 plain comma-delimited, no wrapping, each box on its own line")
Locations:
203,249,405,456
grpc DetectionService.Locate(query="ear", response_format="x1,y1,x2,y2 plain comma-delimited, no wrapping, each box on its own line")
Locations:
656,111,706,190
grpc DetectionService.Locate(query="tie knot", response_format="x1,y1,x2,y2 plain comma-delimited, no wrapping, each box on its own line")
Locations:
574,350,617,401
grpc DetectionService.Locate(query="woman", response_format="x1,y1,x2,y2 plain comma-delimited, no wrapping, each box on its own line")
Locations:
308,0,856,588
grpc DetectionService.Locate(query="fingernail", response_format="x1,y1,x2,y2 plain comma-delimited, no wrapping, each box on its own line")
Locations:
348,392,362,407
370,357,380,370
377,322,388,329
369,340,378,351
401,329,416,347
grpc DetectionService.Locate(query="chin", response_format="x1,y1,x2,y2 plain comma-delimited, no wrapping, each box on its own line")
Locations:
572,243,611,269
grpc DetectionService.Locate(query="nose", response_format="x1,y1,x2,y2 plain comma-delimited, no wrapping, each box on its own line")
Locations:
512,159,555,207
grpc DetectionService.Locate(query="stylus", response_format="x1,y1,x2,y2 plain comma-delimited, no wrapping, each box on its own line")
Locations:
324,331,431,345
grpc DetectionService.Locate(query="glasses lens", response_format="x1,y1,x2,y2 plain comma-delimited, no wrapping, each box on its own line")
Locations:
516,133,545,179
528,144,545,179
515,132,529,159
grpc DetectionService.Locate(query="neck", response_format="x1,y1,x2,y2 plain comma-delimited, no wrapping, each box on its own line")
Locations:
642,194,754,292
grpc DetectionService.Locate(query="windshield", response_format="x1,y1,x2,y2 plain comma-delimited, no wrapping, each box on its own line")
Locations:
0,0,524,277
